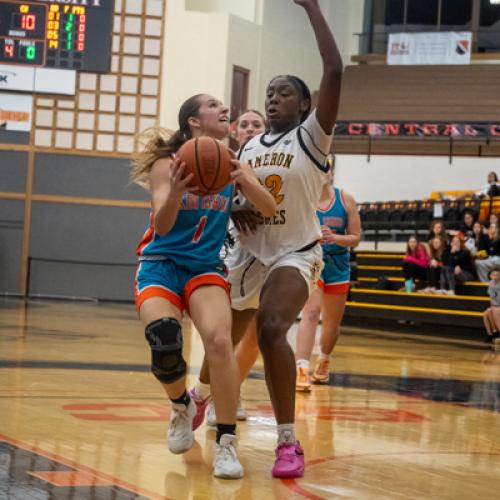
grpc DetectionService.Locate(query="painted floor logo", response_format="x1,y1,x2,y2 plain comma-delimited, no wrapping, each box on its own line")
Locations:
0,439,150,499
62,402,428,423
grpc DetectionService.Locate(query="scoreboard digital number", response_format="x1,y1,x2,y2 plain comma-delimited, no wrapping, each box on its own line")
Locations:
0,0,114,72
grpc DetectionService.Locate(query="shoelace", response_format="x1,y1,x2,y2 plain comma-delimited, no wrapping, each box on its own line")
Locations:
276,444,297,463
170,407,189,433
218,444,236,463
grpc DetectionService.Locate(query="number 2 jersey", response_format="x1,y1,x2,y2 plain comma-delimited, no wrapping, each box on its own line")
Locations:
137,183,234,271
237,109,333,265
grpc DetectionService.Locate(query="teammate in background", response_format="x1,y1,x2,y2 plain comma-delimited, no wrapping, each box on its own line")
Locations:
483,269,500,350
225,0,342,479
130,94,275,479
191,109,267,425
295,159,361,391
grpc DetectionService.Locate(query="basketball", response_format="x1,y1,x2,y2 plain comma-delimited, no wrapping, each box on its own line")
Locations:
177,137,233,196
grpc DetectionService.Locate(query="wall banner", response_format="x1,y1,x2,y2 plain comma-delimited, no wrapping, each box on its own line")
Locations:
0,92,32,131
388,32,472,65
334,121,500,138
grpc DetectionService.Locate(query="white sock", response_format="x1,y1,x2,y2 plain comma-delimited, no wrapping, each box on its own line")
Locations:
319,352,330,361
277,424,296,445
194,382,210,400
296,359,310,370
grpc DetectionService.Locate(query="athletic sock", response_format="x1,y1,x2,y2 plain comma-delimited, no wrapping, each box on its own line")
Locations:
277,423,296,445
171,390,191,407
319,352,330,361
296,359,310,370
216,423,236,444
194,382,211,400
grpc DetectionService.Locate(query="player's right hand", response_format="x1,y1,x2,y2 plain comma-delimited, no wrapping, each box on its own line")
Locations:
169,157,196,197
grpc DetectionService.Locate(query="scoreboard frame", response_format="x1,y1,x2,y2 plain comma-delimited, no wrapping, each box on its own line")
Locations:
0,0,114,72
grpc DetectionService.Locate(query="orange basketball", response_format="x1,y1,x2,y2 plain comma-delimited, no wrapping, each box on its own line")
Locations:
176,137,233,196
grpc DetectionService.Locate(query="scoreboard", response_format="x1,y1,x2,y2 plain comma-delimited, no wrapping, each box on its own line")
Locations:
0,0,114,72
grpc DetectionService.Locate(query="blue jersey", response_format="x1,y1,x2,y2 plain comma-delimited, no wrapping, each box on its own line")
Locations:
137,184,234,270
317,187,348,256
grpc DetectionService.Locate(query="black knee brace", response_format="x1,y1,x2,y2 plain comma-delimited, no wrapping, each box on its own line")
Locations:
145,318,186,384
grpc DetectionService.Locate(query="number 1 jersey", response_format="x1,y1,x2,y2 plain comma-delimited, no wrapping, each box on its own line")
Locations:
137,184,234,270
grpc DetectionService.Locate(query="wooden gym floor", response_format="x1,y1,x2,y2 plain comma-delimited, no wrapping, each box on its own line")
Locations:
1,298,499,499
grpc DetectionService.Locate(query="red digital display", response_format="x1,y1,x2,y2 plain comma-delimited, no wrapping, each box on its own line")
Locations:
21,14,36,30
5,44,14,58
0,0,114,72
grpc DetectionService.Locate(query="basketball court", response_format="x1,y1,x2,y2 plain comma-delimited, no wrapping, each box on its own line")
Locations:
1,298,499,499
2,0,500,498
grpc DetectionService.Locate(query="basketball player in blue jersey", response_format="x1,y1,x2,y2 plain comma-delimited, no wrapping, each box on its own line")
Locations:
190,109,267,427
130,93,276,479
295,159,361,391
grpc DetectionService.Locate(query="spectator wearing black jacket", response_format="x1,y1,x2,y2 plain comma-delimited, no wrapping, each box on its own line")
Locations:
476,222,500,282
465,221,488,256
439,235,476,295
459,211,475,239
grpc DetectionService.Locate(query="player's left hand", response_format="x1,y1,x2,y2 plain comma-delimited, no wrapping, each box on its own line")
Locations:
320,225,335,244
230,160,254,186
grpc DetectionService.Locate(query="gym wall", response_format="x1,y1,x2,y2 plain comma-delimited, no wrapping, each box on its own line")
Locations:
0,0,164,300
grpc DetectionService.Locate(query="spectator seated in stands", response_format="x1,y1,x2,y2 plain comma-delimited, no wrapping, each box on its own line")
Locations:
465,221,488,256
476,222,500,282
482,269,500,349
427,219,448,246
483,213,498,232
421,237,444,293
459,210,475,239
477,171,500,198
438,235,476,295
402,235,430,293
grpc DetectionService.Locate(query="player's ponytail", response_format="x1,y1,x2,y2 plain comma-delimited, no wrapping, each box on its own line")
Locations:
131,94,204,187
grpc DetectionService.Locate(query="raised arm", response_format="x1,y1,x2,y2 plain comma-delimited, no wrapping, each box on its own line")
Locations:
150,157,195,235
295,0,343,133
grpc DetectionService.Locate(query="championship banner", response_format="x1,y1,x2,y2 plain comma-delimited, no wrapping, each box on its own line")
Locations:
388,32,472,65
0,92,32,131
334,122,500,138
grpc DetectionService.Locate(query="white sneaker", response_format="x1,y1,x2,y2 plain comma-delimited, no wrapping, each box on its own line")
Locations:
236,399,247,421
206,400,217,427
493,337,500,352
167,399,196,454
213,434,244,479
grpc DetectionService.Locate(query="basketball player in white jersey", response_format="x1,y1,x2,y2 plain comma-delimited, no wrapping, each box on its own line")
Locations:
227,0,343,479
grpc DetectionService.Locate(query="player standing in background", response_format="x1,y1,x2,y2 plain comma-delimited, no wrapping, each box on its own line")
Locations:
130,93,275,479
190,110,267,426
226,0,343,479
295,159,361,392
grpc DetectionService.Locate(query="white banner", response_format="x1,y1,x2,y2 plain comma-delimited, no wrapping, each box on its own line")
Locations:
0,93,32,132
0,65,76,95
388,32,472,65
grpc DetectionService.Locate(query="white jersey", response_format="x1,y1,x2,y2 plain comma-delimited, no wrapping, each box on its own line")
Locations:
237,109,332,265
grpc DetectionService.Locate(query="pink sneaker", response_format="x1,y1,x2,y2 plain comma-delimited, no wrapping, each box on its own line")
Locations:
271,441,305,478
188,388,208,431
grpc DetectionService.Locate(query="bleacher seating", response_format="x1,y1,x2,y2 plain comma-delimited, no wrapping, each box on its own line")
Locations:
358,198,482,241
347,251,488,330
